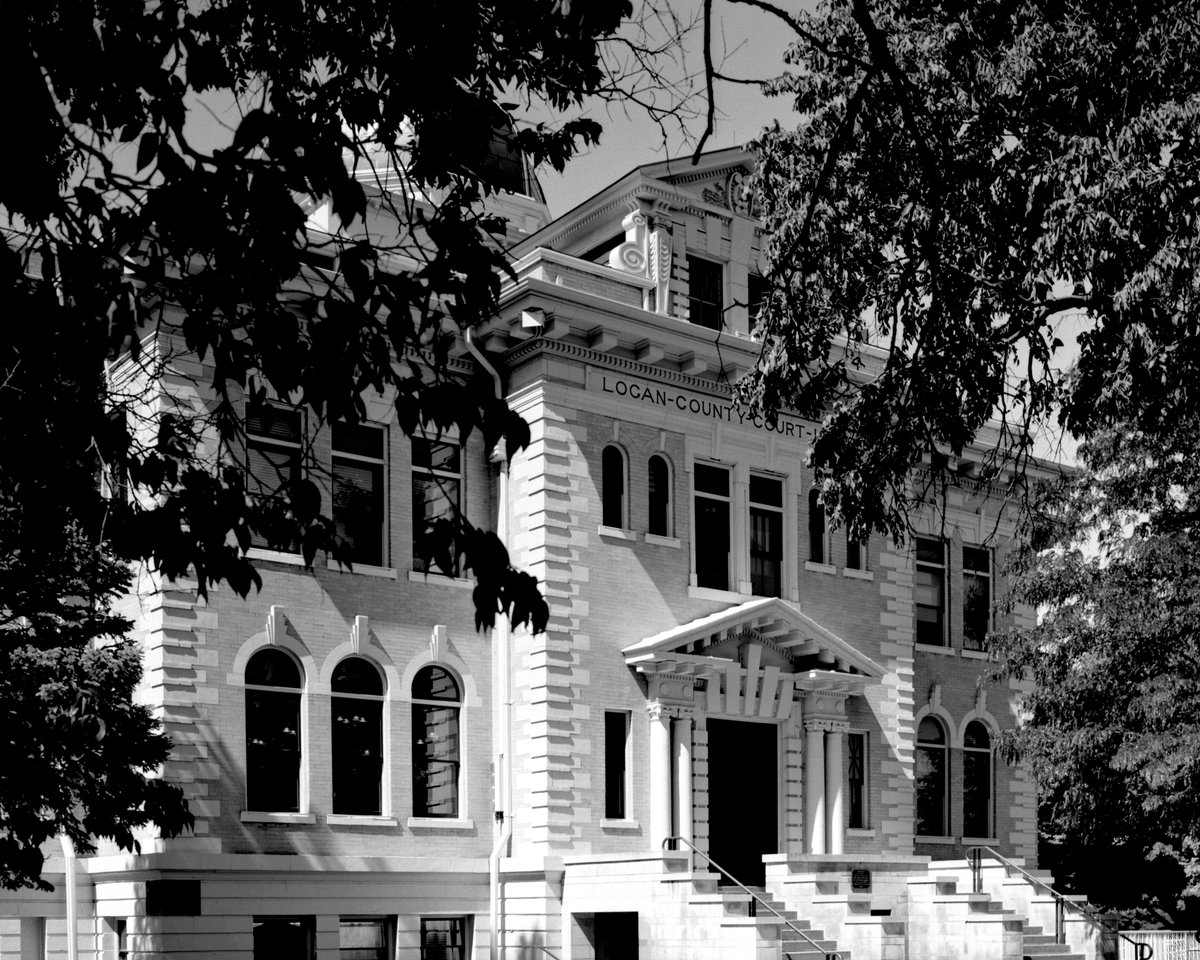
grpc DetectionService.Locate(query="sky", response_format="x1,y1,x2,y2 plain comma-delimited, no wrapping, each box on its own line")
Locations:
536,1,804,217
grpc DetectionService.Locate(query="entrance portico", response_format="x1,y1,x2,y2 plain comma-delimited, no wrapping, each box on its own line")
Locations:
624,598,886,875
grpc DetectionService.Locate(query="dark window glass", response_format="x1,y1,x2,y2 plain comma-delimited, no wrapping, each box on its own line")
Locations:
602,446,626,528
245,650,302,812
747,273,769,323
963,546,992,650
604,711,629,819
847,733,866,829
808,489,826,564
412,666,461,818
648,455,670,537
339,919,388,960
915,717,947,836
254,917,314,960
420,917,468,960
246,403,303,551
412,438,460,577
332,658,384,816
694,464,731,590
333,423,385,566
963,721,993,838
846,535,864,571
750,476,783,597
478,127,527,194
687,256,724,330
915,537,946,646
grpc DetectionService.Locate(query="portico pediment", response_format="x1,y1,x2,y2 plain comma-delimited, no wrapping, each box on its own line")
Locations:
623,597,885,718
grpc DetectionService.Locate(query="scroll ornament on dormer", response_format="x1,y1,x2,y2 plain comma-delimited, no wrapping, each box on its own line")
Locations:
609,203,672,315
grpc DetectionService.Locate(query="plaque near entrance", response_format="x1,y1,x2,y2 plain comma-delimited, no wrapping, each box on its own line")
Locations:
851,869,872,891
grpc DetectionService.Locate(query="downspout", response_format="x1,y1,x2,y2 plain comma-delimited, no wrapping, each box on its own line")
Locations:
58,835,78,960
466,326,513,960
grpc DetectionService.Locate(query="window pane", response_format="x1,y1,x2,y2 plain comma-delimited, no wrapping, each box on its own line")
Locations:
915,745,946,836
847,733,866,829
413,439,460,473
339,919,387,960
749,475,783,507
421,918,466,960
413,704,459,818
963,749,992,837
254,917,313,960
332,422,384,460
604,712,628,819
694,497,730,590
247,405,302,444
917,717,945,744
846,537,862,570
747,273,768,322
750,507,783,597
694,463,729,496
687,256,724,330
246,690,301,812
412,666,460,702
333,698,383,816
248,443,301,494
246,649,302,689
648,456,669,536
808,490,825,564
963,572,991,650
412,475,460,576
963,721,991,750
601,446,625,527
331,658,384,696
916,537,943,565
334,458,384,566
963,545,990,573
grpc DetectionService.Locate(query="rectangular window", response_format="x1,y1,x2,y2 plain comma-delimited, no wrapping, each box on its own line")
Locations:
808,489,826,564
914,537,946,646
687,255,724,330
339,918,391,960
412,437,461,577
421,917,469,960
246,403,303,550
604,711,630,819
333,422,386,567
846,534,866,571
693,463,731,590
253,917,315,960
747,272,768,324
749,475,784,597
106,918,128,960
847,732,867,829
963,545,992,650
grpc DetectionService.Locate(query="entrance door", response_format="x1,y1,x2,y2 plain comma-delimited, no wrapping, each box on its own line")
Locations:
706,718,778,886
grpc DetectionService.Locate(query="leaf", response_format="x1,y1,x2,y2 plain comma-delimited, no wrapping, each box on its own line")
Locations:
136,131,160,173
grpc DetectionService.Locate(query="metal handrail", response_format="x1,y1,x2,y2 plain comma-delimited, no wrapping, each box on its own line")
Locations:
966,846,1153,960
663,836,840,960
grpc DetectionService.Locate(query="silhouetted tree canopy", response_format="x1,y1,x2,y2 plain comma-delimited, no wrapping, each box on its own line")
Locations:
1,0,634,888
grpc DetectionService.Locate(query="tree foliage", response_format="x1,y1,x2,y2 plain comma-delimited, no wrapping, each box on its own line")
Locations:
708,0,1200,538
994,421,1200,923
1,0,641,888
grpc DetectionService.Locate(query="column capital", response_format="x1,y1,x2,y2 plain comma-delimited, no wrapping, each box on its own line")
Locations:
804,718,850,734
648,700,695,721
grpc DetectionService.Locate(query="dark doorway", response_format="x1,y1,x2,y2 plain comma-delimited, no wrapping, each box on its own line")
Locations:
592,912,638,960
706,718,778,886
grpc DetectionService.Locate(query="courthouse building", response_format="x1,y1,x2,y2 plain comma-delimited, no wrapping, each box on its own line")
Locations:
1,146,1094,960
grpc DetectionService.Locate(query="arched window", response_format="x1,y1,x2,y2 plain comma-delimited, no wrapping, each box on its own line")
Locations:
648,454,671,536
808,489,826,563
331,657,385,816
601,445,627,528
963,721,994,838
245,649,303,812
915,716,948,836
412,665,462,818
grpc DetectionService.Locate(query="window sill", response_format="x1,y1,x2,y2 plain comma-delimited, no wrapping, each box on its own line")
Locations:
915,643,956,656
846,827,876,837
687,585,750,603
327,814,398,827
598,524,637,541
406,817,475,831
962,836,999,845
407,570,474,590
915,835,956,845
961,648,993,661
246,548,308,567
600,818,641,831
804,561,837,575
240,811,316,824
326,559,397,579
842,567,874,581
643,533,681,548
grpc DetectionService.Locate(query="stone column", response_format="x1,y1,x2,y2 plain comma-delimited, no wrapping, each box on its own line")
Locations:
673,716,693,850
649,702,673,849
804,723,826,854
825,728,845,855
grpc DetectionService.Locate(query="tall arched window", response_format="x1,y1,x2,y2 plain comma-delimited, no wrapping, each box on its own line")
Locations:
601,445,627,528
808,488,826,563
245,649,303,812
412,665,462,818
915,716,948,836
331,657,385,816
648,454,671,536
963,721,994,838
